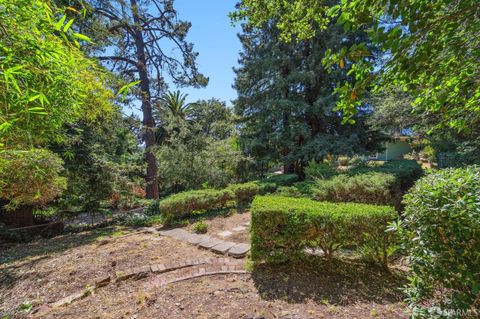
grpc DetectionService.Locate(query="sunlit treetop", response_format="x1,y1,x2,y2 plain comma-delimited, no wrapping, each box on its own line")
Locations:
233,0,480,132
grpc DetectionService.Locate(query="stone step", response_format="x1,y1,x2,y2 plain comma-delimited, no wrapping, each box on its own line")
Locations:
158,227,250,258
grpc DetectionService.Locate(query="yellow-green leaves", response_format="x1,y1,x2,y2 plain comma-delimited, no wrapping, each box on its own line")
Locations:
0,0,112,149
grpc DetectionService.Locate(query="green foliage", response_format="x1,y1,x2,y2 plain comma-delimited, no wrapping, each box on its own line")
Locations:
401,166,480,316
304,160,337,180
52,113,144,213
0,149,67,209
250,196,397,265
158,90,192,119
234,19,384,174
303,160,422,208
226,181,276,207
122,213,163,228
155,100,253,194
261,174,299,187
0,0,113,149
273,186,305,198
234,0,480,132
349,160,423,191
144,199,161,216
314,172,396,205
159,189,233,223
192,220,208,234
293,180,317,199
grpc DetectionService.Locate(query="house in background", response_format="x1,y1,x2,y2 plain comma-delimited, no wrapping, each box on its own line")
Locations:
375,136,412,161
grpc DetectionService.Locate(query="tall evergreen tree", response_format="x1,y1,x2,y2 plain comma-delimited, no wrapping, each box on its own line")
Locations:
234,21,382,175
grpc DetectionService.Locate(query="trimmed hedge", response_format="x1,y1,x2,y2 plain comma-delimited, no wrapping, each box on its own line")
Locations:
402,166,480,316
158,174,297,223
315,172,397,205
251,196,397,265
349,159,423,191
226,181,275,207
159,189,233,222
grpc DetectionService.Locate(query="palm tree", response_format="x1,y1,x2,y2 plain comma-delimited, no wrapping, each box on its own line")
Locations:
158,90,192,119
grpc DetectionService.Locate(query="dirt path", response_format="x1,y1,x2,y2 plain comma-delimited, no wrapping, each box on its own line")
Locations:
1,213,408,319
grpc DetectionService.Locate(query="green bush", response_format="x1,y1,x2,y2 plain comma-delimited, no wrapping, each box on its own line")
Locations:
159,189,233,222
401,166,480,316
0,149,67,209
251,196,397,265
261,174,298,187
349,159,423,191
227,181,275,207
122,213,163,227
304,160,337,180
192,220,208,234
274,186,305,198
144,199,161,216
315,172,397,205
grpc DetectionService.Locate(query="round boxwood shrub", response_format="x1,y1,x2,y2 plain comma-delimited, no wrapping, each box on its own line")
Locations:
402,166,480,317
0,149,67,209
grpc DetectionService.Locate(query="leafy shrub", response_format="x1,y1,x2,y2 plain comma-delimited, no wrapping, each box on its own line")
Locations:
401,166,480,316
251,196,397,265
315,172,397,205
349,159,423,191
144,199,161,216
274,186,305,198
192,220,208,234
227,181,275,207
0,149,67,209
159,189,233,223
304,160,337,180
261,174,298,187
122,213,163,227
291,181,319,198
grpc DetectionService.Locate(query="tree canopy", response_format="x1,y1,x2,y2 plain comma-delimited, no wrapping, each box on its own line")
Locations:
234,19,383,174
233,0,480,132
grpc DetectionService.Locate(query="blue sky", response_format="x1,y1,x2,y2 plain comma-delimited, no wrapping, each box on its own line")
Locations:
168,0,242,106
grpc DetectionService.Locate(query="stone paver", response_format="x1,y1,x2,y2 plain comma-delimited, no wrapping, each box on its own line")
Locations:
228,243,251,258
158,228,187,237
211,241,236,254
185,234,210,245
158,225,251,257
51,291,87,308
169,229,192,240
217,230,233,238
198,238,224,249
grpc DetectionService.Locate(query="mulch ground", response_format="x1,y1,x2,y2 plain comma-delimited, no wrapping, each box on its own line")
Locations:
1,213,409,319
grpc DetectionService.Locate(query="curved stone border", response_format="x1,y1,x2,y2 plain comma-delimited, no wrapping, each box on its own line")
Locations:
32,257,246,317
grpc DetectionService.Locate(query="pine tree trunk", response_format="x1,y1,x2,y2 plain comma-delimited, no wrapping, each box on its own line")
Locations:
130,0,159,199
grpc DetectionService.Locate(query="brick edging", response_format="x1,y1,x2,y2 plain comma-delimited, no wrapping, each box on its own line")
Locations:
32,257,247,317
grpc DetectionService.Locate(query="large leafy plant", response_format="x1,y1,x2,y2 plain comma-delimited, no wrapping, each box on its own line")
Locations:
402,166,480,317
0,0,113,149
0,149,67,209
